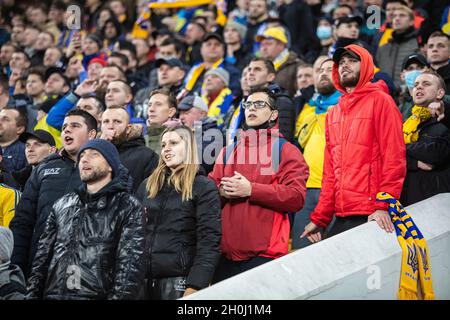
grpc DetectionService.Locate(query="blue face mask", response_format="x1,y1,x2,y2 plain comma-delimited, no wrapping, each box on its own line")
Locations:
316,26,332,40
405,70,423,89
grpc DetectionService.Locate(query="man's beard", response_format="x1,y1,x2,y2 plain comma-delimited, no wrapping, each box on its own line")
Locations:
81,167,110,184
112,129,128,145
340,73,360,88
317,77,336,96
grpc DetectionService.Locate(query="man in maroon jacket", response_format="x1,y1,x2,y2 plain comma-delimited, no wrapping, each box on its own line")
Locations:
301,45,406,243
209,88,309,282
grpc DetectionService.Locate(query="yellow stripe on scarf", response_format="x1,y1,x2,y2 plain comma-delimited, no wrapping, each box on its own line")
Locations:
202,87,232,126
379,28,394,47
376,192,435,300
273,49,289,71
403,105,431,144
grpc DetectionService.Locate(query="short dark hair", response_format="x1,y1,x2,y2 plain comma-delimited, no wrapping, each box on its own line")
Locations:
109,51,129,68
428,30,450,43
104,63,127,80
27,67,46,82
160,37,183,54
250,57,276,75
109,79,133,97
30,3,49,14
13,49,31,63
149,88,177,109
79,94,106,112
1,42,19,52
247,87,277,110
65,109,98,132
117,40,137,61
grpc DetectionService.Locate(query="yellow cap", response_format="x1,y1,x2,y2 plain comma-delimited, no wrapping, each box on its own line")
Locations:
255,27,288,44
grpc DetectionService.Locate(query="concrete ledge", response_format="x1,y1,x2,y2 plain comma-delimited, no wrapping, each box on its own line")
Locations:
184,193,450,300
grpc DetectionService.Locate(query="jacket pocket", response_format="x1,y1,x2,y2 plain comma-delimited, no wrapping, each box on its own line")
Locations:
179,243,188,273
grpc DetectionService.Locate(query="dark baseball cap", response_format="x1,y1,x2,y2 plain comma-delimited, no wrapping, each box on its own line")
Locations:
45,67,70,87
155,58,186,70
402,53,429,70
333,46,361,63
334,14,363,28
19,130,56,147
202,32,224,44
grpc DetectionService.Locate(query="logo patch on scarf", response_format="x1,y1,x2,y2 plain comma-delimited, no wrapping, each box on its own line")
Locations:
407,243,418,274
418,246,429,274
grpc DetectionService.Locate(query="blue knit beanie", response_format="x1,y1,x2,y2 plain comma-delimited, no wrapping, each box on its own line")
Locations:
77,139,120,178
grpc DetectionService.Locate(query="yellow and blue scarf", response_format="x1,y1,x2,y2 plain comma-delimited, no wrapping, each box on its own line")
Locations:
403,105,431,144
273,49,290,71
202,87,234,128
376,192,434,300
183,59,225,94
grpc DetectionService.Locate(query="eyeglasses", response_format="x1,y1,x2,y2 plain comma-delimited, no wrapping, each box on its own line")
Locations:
242,100,272,110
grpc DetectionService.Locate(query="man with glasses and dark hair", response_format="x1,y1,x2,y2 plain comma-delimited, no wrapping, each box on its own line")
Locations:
209,88,309,282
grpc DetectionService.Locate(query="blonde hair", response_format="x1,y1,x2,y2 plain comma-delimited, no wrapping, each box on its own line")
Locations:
394,5,414,21
146,125,199,201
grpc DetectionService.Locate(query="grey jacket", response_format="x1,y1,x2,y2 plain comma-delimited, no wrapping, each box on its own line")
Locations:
376,27,418,89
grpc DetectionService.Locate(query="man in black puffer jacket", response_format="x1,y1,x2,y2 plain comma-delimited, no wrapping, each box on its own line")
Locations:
10,110,98,278
26,139,145,300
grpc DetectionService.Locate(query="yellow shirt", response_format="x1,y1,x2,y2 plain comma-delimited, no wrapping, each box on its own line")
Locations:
0,184,21,227
295,104,328,188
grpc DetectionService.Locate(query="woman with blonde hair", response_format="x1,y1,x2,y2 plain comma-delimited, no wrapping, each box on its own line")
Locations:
136,124,221,300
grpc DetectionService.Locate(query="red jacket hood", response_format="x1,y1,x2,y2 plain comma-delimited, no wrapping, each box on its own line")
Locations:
332,44,389,111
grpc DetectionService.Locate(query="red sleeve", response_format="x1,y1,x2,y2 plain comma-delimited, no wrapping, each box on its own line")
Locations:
208,146,227,206
249,142,309,213
373,96,406,210
310,115,336,228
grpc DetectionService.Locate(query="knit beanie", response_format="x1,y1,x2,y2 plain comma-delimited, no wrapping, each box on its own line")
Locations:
226,20,248,42
77,139,120,178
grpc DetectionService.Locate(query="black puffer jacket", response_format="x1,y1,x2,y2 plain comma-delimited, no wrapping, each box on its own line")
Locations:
117,136,159,193
136,173,221,290
10,151,82,277
400,118,450,206
26,175,145,300
268,83,296,143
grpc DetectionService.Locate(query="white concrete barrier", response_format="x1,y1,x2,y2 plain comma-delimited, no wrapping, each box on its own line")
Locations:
184,193,450,300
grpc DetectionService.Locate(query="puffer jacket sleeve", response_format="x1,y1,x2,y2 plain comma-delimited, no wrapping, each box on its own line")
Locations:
406,128,450,166
310,115,337,228
26,206,57,299
186,178,222,290
10,166,41,275
373,96,406,210
249,142,309,213
109,196,146,300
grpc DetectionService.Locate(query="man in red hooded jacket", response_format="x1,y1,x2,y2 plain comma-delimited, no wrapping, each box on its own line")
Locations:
301,44,406,243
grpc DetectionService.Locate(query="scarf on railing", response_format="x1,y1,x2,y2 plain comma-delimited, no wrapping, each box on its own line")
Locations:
403,105,431,144
273,49,289,71
376,192,434,300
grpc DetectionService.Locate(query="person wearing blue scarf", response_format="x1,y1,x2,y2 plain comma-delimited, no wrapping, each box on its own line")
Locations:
292,58,342,249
